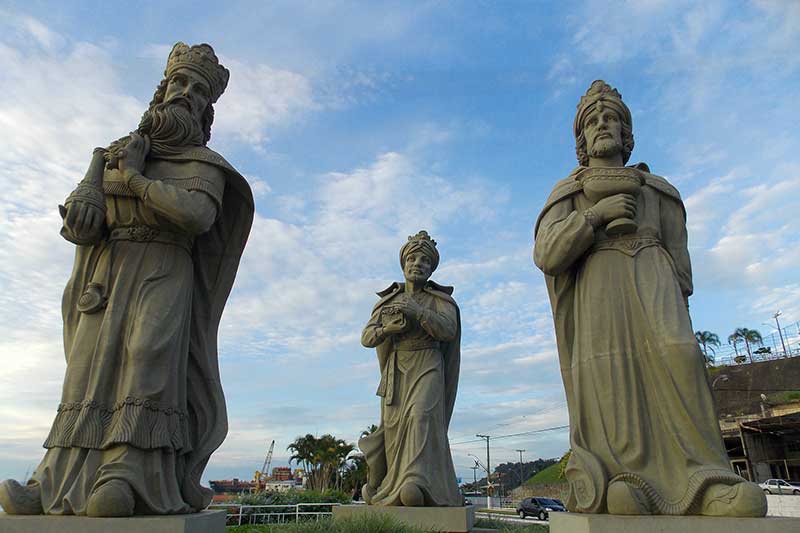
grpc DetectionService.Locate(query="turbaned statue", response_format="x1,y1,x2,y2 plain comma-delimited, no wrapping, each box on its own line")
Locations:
0,43,253,517
533,80,766,517
359,231,462,507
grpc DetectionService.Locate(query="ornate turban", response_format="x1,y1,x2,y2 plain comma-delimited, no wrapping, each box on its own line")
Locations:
573,80,632,139
399,230,439,272
165,42,230,103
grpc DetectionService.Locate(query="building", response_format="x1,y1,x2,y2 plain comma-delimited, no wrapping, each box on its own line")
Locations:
712,356,800,482
271,466,293,481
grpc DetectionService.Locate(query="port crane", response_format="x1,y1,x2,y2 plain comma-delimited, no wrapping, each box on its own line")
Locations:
253,440,275,492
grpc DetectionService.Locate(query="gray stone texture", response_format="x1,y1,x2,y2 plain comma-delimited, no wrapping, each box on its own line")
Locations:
550,512,800,533
533,80,766,516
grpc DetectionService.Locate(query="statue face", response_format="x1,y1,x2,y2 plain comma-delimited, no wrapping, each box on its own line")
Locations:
583,106,623,160
164,67,211,124
403,251,433,283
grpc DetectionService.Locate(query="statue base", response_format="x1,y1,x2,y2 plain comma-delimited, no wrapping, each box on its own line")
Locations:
333,504,475,532
0,510,225,533
550,512,800,533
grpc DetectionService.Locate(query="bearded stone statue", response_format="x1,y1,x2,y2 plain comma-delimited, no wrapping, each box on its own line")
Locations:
533,80,766,517
0,43,253,517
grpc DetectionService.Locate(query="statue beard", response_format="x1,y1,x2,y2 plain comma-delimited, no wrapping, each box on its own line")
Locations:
588,137,622,160
137,100,205,156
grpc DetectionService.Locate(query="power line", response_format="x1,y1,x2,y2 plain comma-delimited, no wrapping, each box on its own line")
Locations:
450,424,569,447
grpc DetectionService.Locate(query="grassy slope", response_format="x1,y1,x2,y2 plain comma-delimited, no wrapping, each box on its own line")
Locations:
525,462,562,485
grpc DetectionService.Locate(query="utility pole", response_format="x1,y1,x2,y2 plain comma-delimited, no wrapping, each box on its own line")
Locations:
515,449,526,485
477,434,492,509
774,311,788,357
471,463,479,490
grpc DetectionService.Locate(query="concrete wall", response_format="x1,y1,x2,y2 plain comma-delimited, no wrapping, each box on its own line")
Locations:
510,482,569,503
767,495,800,517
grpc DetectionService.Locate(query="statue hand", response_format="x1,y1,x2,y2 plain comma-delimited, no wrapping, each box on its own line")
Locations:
591,193,637,225
118,132,151,183
382,316,408,335
62,200,104,241
392,296,424,321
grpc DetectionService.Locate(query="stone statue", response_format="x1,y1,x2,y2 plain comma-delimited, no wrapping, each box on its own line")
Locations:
359,231,462,507
0,43,253,517
533,80,766,517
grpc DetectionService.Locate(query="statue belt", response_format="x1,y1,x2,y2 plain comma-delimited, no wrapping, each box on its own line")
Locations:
394,339,441,351
109,225,192,253
380,338,441,406
590,235,661,257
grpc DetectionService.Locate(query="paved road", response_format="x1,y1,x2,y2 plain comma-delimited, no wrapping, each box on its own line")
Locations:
476,510,550,527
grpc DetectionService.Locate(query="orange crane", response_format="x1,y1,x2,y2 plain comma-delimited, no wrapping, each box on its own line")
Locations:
253,440,275,492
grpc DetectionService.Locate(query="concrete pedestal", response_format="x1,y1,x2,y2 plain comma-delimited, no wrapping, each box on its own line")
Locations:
550,512,800,533
0,510,225,533
333,504,475,532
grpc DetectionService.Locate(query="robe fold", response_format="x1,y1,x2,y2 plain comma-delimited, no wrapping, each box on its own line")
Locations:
534,164,745,514
359,281,461,507
33,146,253,515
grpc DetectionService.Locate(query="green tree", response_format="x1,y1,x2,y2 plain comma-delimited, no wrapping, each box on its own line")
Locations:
728,328,763,363
288,434,354,492
695,330,721,365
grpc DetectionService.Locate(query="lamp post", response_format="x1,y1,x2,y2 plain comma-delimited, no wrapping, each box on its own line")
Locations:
774,311,788,357
477,435,492,509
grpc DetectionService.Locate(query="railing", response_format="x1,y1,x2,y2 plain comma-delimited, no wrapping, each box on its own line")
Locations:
207,502,343,526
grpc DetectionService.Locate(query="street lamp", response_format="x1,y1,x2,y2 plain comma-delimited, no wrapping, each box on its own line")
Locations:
711,374,729,389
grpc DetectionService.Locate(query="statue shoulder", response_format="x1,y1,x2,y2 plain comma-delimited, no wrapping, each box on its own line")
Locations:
633,163,682,202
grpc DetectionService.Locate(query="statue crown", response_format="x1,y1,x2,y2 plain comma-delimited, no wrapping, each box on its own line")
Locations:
166,42,230,103
577,80,624,112
408,230,437,247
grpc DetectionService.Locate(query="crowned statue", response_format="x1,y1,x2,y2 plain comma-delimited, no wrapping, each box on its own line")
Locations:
359,231,462,507
0,43,253,517
533,81,766,517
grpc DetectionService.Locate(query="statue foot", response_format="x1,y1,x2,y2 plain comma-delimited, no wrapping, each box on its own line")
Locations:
87,479,135,517
361,483,375,505
606,480,650,515
700,482,766,517
0,479,43,515
399,483,424,507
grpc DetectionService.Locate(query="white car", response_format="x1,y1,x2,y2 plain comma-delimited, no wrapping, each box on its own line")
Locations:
759,479,800,495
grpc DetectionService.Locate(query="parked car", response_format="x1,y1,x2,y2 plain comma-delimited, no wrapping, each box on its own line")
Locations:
516,497,567,520
759,479,800,495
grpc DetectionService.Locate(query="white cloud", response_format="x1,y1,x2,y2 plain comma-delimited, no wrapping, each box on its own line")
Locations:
213,57,317,150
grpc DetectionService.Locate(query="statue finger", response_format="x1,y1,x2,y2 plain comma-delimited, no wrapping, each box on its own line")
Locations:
90,209,104,233
65,202,79,228
74,203,89,234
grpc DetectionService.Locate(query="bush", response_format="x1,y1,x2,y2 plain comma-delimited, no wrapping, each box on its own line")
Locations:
227,513,434,532
234,488,352,507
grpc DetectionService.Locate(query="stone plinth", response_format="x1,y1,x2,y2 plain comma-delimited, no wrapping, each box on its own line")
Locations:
0,510,225,533
550,512,800,533
333,504,475,532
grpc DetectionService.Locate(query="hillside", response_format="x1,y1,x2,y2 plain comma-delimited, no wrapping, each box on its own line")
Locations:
526,462,562,485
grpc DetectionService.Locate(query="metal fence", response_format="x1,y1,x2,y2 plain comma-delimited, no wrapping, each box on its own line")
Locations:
207,502,343,526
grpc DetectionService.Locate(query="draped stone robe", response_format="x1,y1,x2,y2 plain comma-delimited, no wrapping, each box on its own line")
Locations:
33,149,253,515
534,165,745,514
359,282,461,507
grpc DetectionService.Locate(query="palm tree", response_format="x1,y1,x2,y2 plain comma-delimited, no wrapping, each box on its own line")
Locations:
695,331,721,365
728,331,743,361
728,328,764,363
287,434,355,492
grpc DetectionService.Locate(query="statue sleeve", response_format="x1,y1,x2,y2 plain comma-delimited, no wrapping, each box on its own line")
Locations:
660,194,693,299
419,298,457,341
131,172,225,236
534,196,595,276
361,307,386,348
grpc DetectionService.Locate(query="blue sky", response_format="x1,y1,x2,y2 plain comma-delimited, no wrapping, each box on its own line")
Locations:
1,1,799,488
